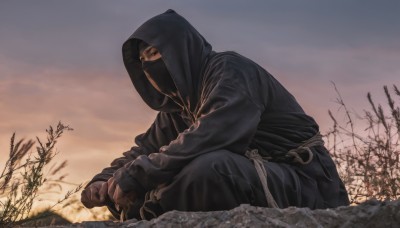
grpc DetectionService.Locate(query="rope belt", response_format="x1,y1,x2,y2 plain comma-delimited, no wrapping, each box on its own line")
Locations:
245,149,279,208
245,132,324,208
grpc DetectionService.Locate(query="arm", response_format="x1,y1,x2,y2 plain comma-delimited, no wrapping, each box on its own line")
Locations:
114,79,264,194
87,111,188,185
82,111,187,211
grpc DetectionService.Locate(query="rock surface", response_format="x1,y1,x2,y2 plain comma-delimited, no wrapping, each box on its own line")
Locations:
64,200,400,228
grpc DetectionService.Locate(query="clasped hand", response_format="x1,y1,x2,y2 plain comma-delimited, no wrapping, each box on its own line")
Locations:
81,177,136,210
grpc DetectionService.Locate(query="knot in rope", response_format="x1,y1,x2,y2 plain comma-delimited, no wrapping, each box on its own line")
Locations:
286,132,324,165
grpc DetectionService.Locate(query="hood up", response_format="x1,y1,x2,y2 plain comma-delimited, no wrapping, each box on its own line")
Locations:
122,9,213,113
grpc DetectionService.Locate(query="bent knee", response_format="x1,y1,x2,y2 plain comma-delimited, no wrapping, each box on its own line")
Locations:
176,150,251,184
184,150,246,174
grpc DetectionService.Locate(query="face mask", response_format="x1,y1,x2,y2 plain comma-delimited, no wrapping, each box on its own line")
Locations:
142,58,178,97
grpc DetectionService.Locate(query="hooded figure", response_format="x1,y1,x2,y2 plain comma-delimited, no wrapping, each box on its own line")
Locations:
81,9,349,220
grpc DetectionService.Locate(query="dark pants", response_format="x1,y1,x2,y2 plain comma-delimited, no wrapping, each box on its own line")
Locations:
112,148,349,220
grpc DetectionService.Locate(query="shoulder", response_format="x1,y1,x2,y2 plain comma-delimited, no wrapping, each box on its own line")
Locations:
203,51,273,91
206,51,272,81
200,52,270,109
206,51,255,70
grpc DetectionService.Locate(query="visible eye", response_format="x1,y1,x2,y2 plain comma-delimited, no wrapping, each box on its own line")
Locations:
150,50,159,56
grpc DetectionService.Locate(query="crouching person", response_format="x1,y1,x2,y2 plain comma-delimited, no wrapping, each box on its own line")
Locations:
81,9,349,221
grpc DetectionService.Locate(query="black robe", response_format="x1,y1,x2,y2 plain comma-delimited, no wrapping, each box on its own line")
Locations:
88,9,349,219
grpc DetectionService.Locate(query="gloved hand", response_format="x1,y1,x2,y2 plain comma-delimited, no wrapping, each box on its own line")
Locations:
81,181,108,208
107,176,137,210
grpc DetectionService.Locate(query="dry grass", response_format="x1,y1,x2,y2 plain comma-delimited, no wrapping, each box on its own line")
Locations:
0,122,83,226
325,83,400,204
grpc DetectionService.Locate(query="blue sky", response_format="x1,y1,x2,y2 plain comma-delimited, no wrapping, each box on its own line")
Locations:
1,0,399,185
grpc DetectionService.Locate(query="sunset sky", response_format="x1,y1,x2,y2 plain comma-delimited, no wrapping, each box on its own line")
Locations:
1,0,399,188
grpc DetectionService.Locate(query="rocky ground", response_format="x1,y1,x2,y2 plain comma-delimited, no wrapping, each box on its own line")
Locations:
13,200,398,227
57,199,400,228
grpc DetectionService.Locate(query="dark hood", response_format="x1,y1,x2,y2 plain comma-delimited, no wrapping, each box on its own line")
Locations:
122,9,213,113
